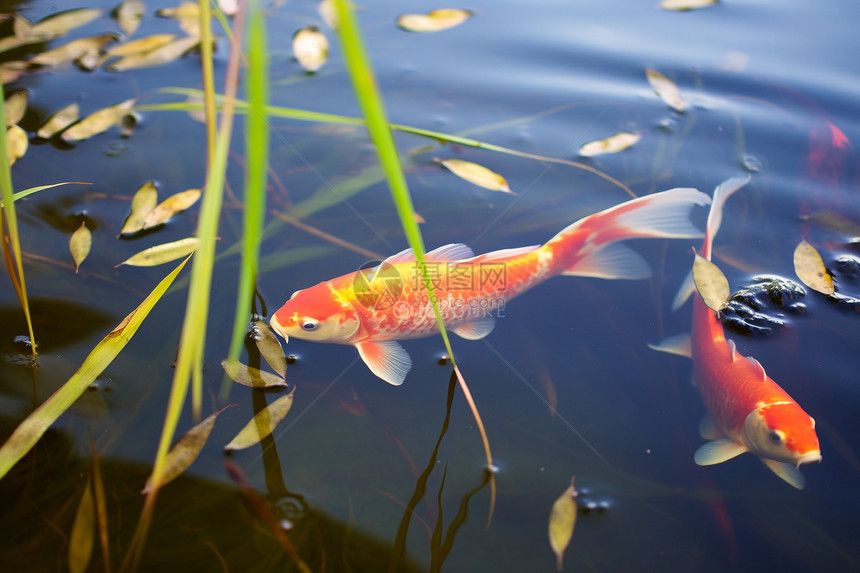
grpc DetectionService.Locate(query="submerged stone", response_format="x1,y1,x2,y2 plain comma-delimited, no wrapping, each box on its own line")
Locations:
721,275,806,337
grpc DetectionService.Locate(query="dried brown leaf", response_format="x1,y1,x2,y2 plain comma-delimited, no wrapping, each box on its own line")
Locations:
252,321,287,379
6,124,28,166
37,103,80,139
436,158,514,194
61,98,136,142
224,389,295,451
107,36,199,71
106,34,177,57
142,188,201,229
118,237,200,267
120,181,158,236
116,0,145,36
579,132,641,156
794,240,834,295
29,35,116,66
69,222,92,273
4,92,27,127
222,357,287,389
548,476,578,571
692,253,730,311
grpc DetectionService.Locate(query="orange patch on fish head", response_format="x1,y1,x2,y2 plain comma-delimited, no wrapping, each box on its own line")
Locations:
743,402,821,466
270,283,360,344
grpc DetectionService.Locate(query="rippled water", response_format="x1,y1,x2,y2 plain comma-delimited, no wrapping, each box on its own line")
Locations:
1,0,858,571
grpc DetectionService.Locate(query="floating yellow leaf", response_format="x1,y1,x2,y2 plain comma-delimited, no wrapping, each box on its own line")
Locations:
293,27,329,72
118,237,200,267
396,9,473,33
252,321,287,379
579,132,641,157
68,476,95,573
107,34,177,57
436,158,514,194
692,253,730,311
222,357,286,389
548,476,578,571
116,0,145,36
157,2,201,37
28,9,103,39
0,62,28,84
141,405,235,494
7,124,28,165
646,68,685,113
120,181,158,236
37,103,80,139
61,98,136,142
70,222,92,273
142,188,201,229
107,36,199,71
794,240,834,295
4,92,27,127
29,35,116,66
225,389,295,451
660,0,719,10
802,210,860,238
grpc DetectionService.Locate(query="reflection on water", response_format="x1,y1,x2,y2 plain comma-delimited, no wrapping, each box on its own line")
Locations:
0,0,859,571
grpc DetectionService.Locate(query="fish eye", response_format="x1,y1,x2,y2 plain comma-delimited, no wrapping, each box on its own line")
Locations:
301,319,319,331
769,430,784,443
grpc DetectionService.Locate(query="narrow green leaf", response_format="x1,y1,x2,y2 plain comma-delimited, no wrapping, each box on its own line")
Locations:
548,476,578,571
8,181,89,204
692,253,730,311
119,237,200,267
222,357,286,388
68,476,95,573
0,255,192,480
794,240,834,295
224,389,295,451
69,221,92,273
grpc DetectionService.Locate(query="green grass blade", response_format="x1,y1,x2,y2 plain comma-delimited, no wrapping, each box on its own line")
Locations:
0,255,192,481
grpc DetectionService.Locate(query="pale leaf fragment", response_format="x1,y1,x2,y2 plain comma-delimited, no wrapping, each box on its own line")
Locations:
37,103,80,139
293,27,329,72
157,2,201,37
28,9,103,39
141,405,235,494
107,34,177,57
119,237,200,267
116,0,146,36
4,92,27,127
646,68,685,113
7,124,28,165
436,158,514,194
68,476,95,573
222,357,287,389
579,132,641,157
142,188,201,229
793,240,834,295
397,9,473,33
61,98,136,142
252,321,287,378
692,253,730,311
225,389,295,451
70,222,92,273
318,0,337,29
120,181,158,236
548,476,578,571
107,36,199,71
660,0,719,10
29,35,116,66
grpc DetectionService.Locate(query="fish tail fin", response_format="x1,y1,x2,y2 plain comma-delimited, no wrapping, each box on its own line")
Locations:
543,187,710,280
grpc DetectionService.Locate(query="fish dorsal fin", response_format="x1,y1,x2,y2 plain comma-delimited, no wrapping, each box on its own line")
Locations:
727,338,737,360
694,438,748,465
761,458,805,489
746,356,767,381
698,415,724,440
355,340,412,386
470,245,539,263
648,333,692,358
383,248,416,265
453,316,496,340
563,243,651,280
426,243,474,262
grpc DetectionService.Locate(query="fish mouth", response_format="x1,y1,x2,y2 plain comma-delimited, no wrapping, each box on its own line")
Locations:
796,450,822,468
269,314,288,343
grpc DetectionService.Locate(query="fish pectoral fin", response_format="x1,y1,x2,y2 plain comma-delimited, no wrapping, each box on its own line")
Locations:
694,439,748,465
453,316,496,340
761,458,805,489
648,333,692,358
355,341,412,386
562,243,651,280
698,415,724,440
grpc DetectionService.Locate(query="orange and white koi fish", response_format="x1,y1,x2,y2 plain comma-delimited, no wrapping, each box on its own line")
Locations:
271,187,710,386
652,176,821,488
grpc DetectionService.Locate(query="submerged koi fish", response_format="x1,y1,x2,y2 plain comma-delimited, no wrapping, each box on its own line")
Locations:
652,176,821,488
271,187,710,386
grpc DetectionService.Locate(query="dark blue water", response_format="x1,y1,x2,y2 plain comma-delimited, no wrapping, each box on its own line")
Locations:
1,0,858,571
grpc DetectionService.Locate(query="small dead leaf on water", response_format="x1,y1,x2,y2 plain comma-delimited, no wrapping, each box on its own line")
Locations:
142,188,201,229
142,405,235,494
62,98,137,142
692,253,730,311
4,92,28,127
802,210,860,238
794,240,834,295
396,9,473,33
120,181,158,236
7,124,28,166
29,35,116,67
222,357,286,389
70,222,92,273
660,0,719,10
293,27,329,72
107,36,199,72
252,321,287,379
118,237,200,267
435,158,515,194
579,132,641,157
157,2,202,37
68,476,95,573
28,8,103,39
224,389,295,451
37,103,79,139
548,476,578,571
116,0,145,36
646,68,685,113
107,34,177,57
